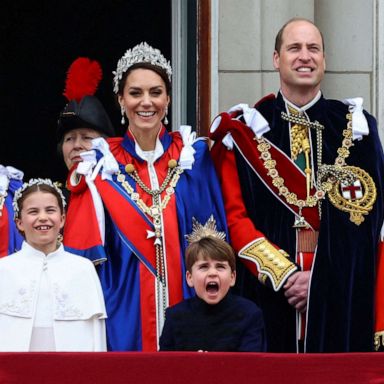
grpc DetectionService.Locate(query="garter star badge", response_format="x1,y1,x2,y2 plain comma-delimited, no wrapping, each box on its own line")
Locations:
327,166,377,225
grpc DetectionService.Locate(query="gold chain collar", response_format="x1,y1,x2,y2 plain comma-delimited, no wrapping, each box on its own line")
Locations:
255,113,354,211
281,111,324,130
116,159,184,316
116,160,183,221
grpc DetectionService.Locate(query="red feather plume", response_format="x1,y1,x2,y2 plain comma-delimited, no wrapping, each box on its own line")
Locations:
63,57,102,102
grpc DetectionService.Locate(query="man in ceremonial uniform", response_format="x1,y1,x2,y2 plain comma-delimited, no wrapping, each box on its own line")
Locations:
210,18,384,352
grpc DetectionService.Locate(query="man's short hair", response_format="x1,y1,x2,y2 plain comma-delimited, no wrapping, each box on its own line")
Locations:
185,237,236,272
274,17,325,53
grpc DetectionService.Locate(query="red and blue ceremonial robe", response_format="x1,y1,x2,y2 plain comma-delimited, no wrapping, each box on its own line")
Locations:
0,166,23,257
63,126,227,351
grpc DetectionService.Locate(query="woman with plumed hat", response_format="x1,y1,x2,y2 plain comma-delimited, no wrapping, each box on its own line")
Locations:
57,57,115,171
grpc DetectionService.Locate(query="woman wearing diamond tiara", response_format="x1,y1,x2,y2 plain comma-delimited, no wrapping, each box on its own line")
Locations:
63,42,228,351
0,179,107,351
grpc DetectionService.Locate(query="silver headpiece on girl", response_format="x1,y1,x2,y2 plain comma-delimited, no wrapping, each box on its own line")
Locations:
13,178,66,218
112,42,172,94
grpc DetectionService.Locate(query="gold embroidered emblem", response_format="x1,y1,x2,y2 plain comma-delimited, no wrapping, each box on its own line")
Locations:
327,165,377,225
240,239,297,291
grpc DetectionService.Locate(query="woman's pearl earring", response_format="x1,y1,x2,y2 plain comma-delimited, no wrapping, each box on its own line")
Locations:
164,107,169,125
121,105,126,125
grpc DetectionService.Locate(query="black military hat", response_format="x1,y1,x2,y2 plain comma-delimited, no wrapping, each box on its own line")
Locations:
57,95,115,141
57,58,115,142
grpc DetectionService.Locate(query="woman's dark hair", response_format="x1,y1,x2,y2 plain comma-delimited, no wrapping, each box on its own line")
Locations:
116,62,171,96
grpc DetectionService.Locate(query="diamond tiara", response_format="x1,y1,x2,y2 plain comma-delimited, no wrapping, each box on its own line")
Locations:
112,42,172,94
13,178,66,219
185,215,227,244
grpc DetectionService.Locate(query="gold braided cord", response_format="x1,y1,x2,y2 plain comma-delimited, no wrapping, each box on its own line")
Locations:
286,106,313,161
290,123,308,160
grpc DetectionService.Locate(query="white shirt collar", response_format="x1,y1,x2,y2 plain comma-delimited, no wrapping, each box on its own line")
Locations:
21,241,63,260
133,131,165,164
281,90,322,113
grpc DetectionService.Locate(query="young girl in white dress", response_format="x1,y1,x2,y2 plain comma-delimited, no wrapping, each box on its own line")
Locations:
0,179,107,351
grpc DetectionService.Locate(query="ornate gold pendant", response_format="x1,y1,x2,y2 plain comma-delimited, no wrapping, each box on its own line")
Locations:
292,207,310,228
327,165,377,225
293,215,310,229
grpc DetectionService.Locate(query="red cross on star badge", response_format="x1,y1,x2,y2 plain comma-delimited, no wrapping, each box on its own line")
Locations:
341,180,363,200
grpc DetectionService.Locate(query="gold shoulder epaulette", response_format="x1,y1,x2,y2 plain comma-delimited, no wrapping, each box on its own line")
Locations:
240,238,297,291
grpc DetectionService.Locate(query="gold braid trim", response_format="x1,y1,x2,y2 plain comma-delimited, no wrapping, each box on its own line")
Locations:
374,331,384,351
240,239,297,291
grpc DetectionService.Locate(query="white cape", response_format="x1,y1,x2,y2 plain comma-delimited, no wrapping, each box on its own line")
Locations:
0,242,107,351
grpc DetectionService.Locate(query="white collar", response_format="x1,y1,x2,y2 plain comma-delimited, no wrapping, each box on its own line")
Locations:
134,132,164,164
281,90,322,113
21,241,63,260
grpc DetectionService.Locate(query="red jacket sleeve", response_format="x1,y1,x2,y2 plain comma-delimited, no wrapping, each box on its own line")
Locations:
210,140,297,290
211,143,265,251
